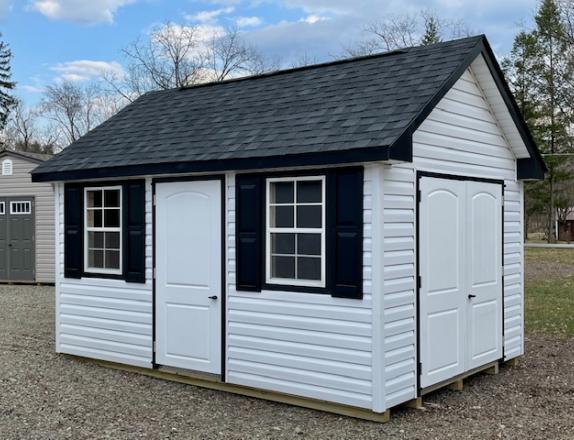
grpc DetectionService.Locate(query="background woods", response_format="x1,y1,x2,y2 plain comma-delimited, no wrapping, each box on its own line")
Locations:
1,1,573,243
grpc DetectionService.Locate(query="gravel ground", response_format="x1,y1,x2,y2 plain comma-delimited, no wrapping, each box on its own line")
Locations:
0,285,573,440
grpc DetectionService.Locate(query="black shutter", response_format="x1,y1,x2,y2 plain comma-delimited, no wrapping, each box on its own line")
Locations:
123,180,146,283
330,167,364,299
64,184,84,279
236,174,262,291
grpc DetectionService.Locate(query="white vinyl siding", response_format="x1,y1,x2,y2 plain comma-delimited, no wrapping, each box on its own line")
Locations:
0,154,55,283
380,66,525,408
226,167,377,410
54,180,154,368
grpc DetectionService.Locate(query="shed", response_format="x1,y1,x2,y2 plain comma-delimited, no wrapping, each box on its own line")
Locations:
558,210,574,241
31,35,546,420
0,149,55,283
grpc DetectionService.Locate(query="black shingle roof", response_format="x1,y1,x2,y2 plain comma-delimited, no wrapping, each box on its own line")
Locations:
31,35,545,181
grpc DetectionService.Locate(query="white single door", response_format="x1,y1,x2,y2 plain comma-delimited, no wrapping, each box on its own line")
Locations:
419,177,503,389
466,181,503,370
419,177,467,388
155,180,222,374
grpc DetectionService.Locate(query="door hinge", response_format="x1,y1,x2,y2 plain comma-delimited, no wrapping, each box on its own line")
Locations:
153,341,157,353
153,194,157,205
418,362,422,374
417,189,422,203
153,267,156,279
417,275,422,289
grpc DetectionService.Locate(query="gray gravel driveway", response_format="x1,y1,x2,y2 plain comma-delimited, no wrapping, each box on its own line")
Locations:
0,285,573,439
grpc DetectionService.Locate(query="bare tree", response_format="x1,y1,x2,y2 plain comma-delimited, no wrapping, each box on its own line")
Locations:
41,81,110,146
290,52,319,68
346,11,471,56
206,26,269,81
103,22,205,101
5,100,37,151
105,23,273,102
2,100,59,153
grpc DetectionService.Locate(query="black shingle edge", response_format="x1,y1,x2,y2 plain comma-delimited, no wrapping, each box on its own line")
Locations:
389,34,546,181
478,38,547,181
31,145,390,182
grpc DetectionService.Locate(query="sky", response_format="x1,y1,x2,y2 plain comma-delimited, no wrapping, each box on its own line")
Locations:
0,0,540,105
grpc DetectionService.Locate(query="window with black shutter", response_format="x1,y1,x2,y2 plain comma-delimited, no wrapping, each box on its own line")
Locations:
235,167,363,299
64,180,146,283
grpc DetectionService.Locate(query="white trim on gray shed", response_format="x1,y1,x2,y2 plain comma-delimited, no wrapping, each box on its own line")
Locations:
0,150,55,283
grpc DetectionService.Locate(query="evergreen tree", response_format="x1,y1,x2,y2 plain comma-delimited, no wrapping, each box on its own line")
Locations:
532,0,573,242
502,31,541,238
504,0,574,242
0,33,15,131
421,15,441,45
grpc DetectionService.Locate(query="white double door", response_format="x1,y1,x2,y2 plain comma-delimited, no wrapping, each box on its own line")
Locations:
155,180,222,374
419,176,503,389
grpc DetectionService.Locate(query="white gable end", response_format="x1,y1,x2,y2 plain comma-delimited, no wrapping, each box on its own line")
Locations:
414,64,517,182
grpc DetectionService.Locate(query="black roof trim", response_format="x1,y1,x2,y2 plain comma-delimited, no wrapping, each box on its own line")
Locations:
478,38,547,180
389,36,546,180
31,145,390,182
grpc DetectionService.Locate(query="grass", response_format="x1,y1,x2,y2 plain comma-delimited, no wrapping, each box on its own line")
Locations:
524,248,574,337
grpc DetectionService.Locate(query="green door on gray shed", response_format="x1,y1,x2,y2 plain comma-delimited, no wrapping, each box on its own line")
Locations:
0,197,35,282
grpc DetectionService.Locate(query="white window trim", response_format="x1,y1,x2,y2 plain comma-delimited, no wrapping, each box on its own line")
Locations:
10,201,32,215
84,186,122,275
265,175,326,288
0,202,4,215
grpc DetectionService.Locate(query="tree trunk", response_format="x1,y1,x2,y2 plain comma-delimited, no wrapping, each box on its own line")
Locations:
548,175,557,243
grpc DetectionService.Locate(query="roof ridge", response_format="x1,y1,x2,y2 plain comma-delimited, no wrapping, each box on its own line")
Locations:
169,34,486,94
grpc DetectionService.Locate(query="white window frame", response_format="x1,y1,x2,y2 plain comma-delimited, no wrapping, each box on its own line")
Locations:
10,201,32,215
265,175,326,288
84,186,122,275
2,159,13,176
0,202,4,215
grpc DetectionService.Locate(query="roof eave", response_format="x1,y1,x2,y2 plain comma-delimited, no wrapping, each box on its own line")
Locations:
31,145,392,183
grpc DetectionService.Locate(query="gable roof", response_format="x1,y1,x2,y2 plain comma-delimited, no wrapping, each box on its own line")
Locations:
31,35,546,182
0,149,53,164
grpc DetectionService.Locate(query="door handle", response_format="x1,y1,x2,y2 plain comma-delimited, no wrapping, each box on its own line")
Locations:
208,295,218,300
468,294,477,299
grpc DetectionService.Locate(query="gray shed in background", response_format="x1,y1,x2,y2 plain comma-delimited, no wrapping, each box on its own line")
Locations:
0,150,55,283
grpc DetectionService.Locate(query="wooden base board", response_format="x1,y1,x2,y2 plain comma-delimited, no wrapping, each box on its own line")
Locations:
504,357,519,368
71,356,391,423
448,379,464,392
421,360,500,396
403,397,424,410
0,281,55,286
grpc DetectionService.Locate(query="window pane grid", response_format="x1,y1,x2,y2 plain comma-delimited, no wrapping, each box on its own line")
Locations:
85,187,122,274
267,176,325,286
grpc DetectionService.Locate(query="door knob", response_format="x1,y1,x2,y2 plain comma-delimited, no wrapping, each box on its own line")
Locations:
468,294,477,299
208,295,218,300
